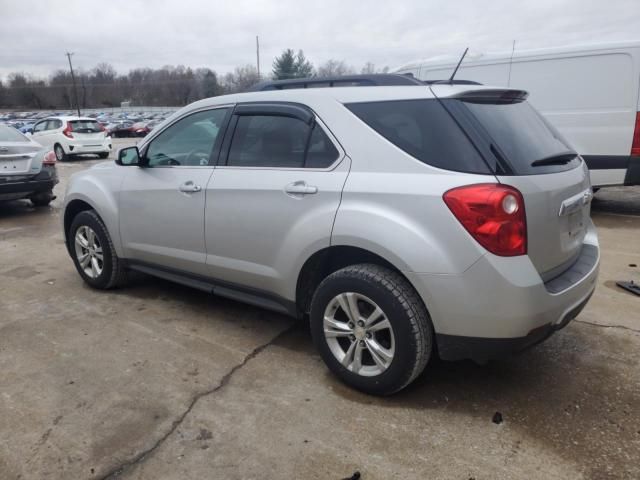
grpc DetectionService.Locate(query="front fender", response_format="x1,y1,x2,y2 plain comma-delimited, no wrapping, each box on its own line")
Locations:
63,165,125,257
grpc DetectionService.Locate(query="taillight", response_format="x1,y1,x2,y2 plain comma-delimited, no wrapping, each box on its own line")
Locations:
43,151,57,166
63,122,74,138
631,112,640,156
443,183,527,256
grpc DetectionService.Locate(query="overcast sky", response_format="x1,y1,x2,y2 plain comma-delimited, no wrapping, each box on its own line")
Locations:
1,0,639,81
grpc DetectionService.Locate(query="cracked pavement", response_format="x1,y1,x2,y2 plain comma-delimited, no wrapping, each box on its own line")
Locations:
1,141,639,479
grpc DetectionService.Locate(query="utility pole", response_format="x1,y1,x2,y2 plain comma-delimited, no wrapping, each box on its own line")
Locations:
65,52,81,116
256,36,261,79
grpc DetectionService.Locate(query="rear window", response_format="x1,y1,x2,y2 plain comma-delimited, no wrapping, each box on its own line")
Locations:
458,99,580,175
0,125,29,142
346,99,491,174
69,120,101,133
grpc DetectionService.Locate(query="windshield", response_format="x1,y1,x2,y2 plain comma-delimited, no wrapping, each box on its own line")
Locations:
459,99,581,175
70,120,102,133
0,125,29,142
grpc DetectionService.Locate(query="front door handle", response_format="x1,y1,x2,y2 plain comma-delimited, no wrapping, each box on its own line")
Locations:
285,181,318,196
179,181,202,193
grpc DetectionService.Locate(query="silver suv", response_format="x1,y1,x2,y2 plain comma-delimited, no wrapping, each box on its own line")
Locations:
63,75,599,395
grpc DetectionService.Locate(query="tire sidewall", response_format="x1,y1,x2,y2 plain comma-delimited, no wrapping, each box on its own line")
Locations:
69,211,114,289
310,270,423,395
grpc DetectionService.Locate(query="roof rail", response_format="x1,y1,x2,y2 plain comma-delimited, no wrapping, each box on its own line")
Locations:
247,73,425,92
423,79,483,85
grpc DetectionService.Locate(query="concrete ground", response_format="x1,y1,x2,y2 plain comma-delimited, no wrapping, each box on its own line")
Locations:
1,139,639,480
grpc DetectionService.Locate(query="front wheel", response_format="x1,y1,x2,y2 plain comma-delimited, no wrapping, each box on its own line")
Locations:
69,210,127,289
310,264,433,395
98,152,109,159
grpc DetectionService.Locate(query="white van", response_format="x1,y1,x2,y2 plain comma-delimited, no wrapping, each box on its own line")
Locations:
394,41,640,187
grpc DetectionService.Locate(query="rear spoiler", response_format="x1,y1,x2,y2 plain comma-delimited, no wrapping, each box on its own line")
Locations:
452,89,529,103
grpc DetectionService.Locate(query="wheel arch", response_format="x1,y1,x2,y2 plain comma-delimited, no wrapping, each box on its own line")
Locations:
295,245,424,318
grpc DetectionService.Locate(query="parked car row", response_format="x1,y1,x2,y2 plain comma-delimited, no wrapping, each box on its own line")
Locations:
1,109,176,138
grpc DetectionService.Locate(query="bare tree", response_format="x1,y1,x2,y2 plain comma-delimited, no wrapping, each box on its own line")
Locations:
223,65,261,93
317,59,355,77
361,62,389,74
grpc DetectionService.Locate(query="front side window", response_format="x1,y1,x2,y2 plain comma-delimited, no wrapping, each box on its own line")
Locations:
227,114,339,168
145,108,228,167
33,121,47,133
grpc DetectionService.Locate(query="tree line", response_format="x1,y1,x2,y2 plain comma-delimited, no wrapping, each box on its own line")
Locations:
0,49,389,110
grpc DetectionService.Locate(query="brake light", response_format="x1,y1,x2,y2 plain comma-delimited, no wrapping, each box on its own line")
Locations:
99,123,106,132
63,122,74,138
443,183,527,256
631,112,640,156
43,151,56,165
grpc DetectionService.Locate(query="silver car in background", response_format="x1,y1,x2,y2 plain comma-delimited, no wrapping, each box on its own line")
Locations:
0,124,58,206
62,75,599,395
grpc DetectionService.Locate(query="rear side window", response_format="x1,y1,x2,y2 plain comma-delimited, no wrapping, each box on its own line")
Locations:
227,115,339,169
458,99,580,175
70,120,101,133
46,119,62,130
346,99,490,174
0,125,29,142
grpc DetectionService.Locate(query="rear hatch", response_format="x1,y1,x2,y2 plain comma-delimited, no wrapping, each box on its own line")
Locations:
0,126,42,175
68,120,105,145
435,88,592,280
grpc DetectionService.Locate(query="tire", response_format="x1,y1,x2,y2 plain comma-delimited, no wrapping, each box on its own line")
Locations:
69,210,127,289
98,152,109,159
30,190,54,207
54,143,67,162
310,264,433,395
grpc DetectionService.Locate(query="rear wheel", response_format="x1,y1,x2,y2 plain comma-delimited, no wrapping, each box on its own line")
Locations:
54,144,67,162
310,264,433,395
30,190,54,207
69,210,127,289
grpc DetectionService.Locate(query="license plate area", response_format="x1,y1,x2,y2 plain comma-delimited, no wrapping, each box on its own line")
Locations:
567,211,585,238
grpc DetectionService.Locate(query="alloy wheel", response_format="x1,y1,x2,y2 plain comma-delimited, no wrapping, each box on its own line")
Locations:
74,226,104,279
323,292,395,377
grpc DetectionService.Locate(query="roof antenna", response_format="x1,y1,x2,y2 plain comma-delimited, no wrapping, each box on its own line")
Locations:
448,47,469,84
507,40,516,87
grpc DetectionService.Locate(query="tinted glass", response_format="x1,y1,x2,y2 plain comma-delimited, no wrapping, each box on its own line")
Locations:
70,120,101,133
305,124,340,168
0,125,29,142
346,99,490,174
460,99,580,175
46,119,62,130
146,108,227,167
227,115,309,168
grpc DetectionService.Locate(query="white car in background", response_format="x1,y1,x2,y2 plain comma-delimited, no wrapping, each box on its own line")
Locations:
30,116,112,161
394,41,640,188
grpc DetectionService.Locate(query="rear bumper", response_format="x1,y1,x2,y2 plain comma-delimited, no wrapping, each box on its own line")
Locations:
405,221,599,362
0,167,58,197
435,291,593,363
64,138,111,154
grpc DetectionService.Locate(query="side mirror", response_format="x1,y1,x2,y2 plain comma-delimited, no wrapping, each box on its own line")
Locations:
116,146,142,166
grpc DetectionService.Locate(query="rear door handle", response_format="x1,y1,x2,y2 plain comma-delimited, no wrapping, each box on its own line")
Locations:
285,181,318,195
179,181,202,193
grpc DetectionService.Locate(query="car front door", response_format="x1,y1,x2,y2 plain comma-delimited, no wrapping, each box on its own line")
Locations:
119,107,230,275
205,103,349,299
31,120,50,147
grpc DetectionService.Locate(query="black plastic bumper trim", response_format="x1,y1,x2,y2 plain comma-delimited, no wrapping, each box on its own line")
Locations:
624,156,640,186
0,167,58,195
435,290,594,363
582,154,630,170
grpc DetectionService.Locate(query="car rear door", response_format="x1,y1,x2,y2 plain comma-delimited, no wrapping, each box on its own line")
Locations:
204,103,349,299
119,107,230,275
